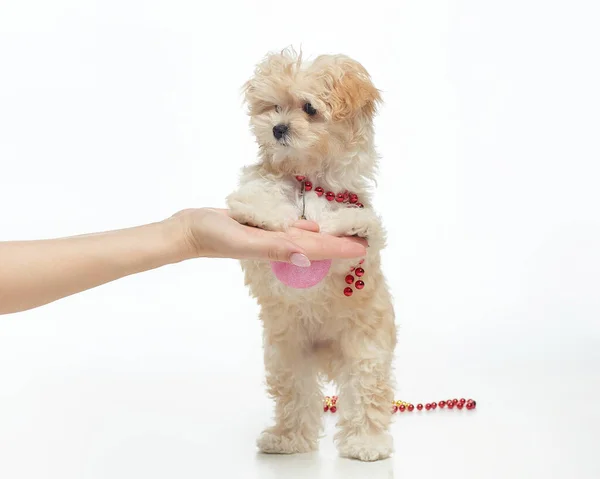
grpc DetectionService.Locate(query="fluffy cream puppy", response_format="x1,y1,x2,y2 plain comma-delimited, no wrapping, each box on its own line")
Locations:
227,48,396,462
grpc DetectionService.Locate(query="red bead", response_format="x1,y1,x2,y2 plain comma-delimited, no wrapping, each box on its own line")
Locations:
295,175,305,182
392,405,398,413
356,203,364,208
399,405,406,412
457,402,464,410
355,280,365,290
459,398,466,404
466,400,476,410
425,403,432,410
452,399,458,405
355,267,365,277
335,193,344,203
349,194,358,204
431,402,437,409
343,287,353,297
315,187,324,197
359,259,364,264
407,404,415,411
416,404,423,411
343,191,349,201
447,402,455,409
330,406,337,413
350,267,355,272
439,401,446,408
304,181,312,191
324,405,329,412
325,192,335,201
345,275,354,284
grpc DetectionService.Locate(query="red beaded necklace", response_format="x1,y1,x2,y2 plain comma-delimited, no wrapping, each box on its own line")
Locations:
323,396,477,414
294,175,367,297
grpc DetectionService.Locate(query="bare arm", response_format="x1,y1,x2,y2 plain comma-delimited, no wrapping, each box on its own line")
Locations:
0,208,366,315
0,220,186,315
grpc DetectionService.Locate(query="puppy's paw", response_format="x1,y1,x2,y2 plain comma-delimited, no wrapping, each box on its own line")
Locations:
227,196,296,232
320,207,385,250
257,428,318,455
337,432,393,462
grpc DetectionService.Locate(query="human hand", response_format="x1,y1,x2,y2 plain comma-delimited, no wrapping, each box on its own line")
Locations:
170,208,367,266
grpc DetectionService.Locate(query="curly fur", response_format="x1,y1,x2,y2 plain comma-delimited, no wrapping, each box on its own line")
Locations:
227,47,396,462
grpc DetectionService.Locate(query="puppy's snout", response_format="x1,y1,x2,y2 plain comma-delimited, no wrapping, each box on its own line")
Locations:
273,124,289,140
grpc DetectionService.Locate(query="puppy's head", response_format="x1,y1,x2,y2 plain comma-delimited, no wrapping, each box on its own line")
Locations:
243,48,381,173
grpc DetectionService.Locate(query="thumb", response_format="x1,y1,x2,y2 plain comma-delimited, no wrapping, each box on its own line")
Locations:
251,237,311,267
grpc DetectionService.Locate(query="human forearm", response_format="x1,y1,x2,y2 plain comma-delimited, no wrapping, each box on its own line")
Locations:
0,208,367,316
0,219,187,315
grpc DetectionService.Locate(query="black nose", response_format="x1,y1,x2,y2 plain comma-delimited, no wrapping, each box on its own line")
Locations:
273,124,289,140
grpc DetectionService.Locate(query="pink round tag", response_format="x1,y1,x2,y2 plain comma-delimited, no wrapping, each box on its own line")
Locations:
270,259,332,289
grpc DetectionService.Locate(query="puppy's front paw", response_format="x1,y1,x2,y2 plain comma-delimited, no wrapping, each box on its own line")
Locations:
337,432,393,462
257,428,318,455
227,197,296,232
320,207,384,248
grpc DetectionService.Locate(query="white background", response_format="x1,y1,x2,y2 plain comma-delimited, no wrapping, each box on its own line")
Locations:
1,1,599,478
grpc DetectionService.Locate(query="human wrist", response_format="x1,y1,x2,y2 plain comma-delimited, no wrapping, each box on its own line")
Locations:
159,212,201,263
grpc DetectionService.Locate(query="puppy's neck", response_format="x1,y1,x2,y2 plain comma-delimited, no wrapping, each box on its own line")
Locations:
258,151,376,195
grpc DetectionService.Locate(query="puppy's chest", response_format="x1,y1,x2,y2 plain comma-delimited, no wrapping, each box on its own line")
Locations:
283,180,359,222
298,193,336,223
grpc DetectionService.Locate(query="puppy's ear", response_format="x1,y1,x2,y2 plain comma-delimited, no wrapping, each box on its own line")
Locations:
314,55,381,121
242,47,301,114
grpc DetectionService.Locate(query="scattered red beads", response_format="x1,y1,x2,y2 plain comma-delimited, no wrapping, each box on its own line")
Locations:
355,268,365,277
355,280,365,290
345,275,354,284
323,396,477,415
315,186,324,197
343,287,353,297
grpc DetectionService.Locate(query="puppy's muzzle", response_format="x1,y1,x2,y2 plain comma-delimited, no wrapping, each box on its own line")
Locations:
273,124,289,141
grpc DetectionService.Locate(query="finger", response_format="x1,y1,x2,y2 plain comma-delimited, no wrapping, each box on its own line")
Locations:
240,236,312,266
291,220,320,233
289,233,367,260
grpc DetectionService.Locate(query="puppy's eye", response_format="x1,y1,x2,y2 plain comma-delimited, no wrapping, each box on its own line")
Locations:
275,105,281,113
303,102,317,116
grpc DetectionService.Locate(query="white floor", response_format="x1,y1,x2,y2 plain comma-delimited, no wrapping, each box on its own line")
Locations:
1,290,598,479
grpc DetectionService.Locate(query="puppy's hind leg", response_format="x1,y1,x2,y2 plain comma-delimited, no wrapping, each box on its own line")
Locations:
257,339,323,454
334,310,396,461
